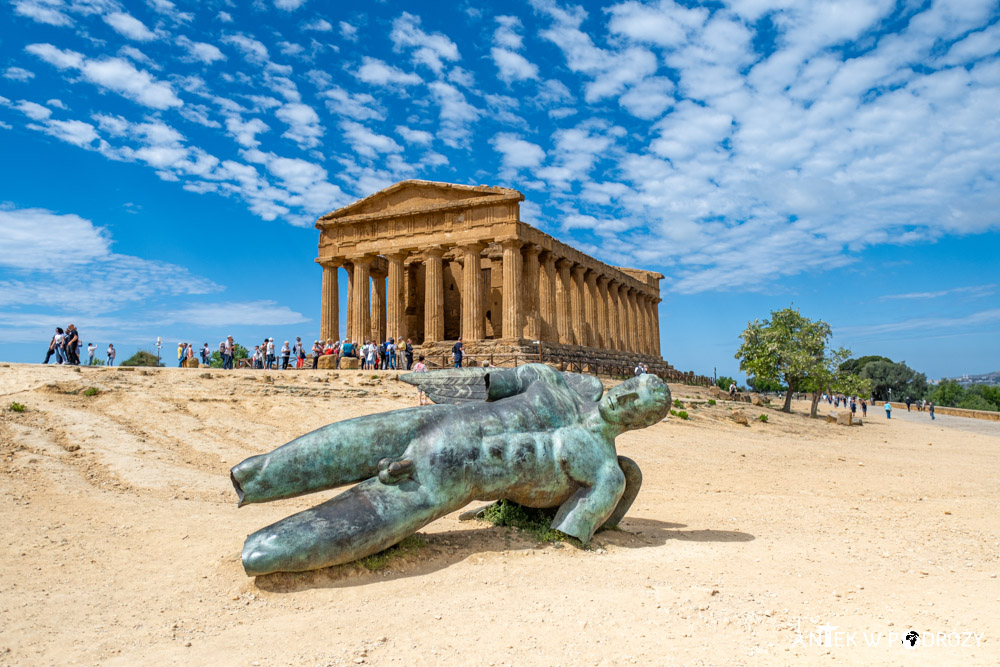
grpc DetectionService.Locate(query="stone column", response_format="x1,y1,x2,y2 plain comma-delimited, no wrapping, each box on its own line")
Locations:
652,297,661,357
522,245,540,340
386,251,407,342
555,258,573,345
344,261,354,342
570,264,587,347
607,280,620,351
423,246,444,343
371,270,386,343
460,242,486,341
500,239,523,340
627,288,639,354
644,296,655,356
539,252,557,343
351,256,372,345
596,276,609,350
584,270,599,349
320,260,340,343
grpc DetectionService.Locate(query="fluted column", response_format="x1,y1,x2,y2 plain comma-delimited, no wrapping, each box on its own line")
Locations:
371,270,386,343
644,296,655,356
386,251,407,342
652,297,661,357
570,264,587,347
522,245,540,340
584,270,598,348
320,260,340,343
500,239,522,340
539,252,557,343
627,288,639,353
555,258,573,345
607,281,620,350
351,256,373,345
344,261,354,342
460,242,486,341
423,246,444,343
596,276,609,350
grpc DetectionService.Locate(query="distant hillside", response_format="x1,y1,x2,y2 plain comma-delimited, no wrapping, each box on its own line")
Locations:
945,371,1000,386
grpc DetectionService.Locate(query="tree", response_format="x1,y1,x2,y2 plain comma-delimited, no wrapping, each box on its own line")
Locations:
120,350,164,367
800,346,855,418
839,355,892,375
735,306,833,413
747,376,786,393
860,360,927,401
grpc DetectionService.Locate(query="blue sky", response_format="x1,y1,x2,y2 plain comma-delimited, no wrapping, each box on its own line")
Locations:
1,0,998,380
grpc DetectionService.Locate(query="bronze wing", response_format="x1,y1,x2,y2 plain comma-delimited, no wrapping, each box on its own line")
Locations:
399,365,604,404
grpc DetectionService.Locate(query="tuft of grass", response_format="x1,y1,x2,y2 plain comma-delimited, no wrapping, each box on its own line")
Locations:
669,409,689,420
9,401,26,413
480,499,583,546
758,414,768,422
707,399,717,406
357,535,426,571
673,398,683,408
83,387,99,397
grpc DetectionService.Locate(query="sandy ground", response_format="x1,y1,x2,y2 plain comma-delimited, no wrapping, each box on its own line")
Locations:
0,362,997,666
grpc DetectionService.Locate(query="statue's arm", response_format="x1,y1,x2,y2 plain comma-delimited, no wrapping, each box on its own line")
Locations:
550,446,626,543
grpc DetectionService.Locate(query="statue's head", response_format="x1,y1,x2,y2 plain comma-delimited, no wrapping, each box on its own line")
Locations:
598,373,671,430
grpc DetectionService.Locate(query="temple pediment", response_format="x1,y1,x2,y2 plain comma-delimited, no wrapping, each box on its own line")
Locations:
320,180,523,222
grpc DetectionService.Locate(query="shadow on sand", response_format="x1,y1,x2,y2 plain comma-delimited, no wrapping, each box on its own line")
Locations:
253,515,754,593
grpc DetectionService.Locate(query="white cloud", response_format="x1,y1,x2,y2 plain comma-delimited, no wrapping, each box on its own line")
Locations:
225,116,270,148
275,102,323,149
491,133,545,170
879,284,996,301
16,100,52,121
390,12,461,73
396,125,433,145
428,81,480,148
274,0,307,10
303,18,332,32
4,67,36,82
355,57,422,86
176,36,227,64
0,207,110,270
29,118,101,147
492,48,539,83
104,11,157,41
27,43,182,109
320,86,383,121
840,309,1000,338
169,300,307,326
339,21,358,40
606,0,708,47
147,0,192,22
340,121,402,159
223,34,271,66
12,0,72,26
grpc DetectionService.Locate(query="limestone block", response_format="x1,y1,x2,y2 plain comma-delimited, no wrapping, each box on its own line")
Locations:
837,411,853,426
339,356,360,370
181,357,200,368
731,409,749,426
751,394,766,407
317,354,337,370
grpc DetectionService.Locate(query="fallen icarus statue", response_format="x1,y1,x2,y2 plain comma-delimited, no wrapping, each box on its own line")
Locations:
230,363,671,576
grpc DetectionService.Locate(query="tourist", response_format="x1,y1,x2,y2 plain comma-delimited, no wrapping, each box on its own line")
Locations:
860,398,867,418
296,338,306,368
386,337,397,370
266,338,275,370
850,397,857,419
404,338,414,370
281,341,291,370
64,325,80,365
413,355,428,405
365,341,377,370
223,336,235,370
634,363,645,376
729,381,737,400
178,342,188,367
87,342,97,366
43,327,61,364
312,340,322,369
905,396,912,412
186,343,195,362
884,400,892,419
106,343,116,367
929,401,935,420
452,337,463,368
201,343,211,366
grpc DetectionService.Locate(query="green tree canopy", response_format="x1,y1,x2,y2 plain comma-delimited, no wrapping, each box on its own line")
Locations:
839,355,893,374
735,306,835,413
716,376,737,391
120,350,164,367
859,360,927,401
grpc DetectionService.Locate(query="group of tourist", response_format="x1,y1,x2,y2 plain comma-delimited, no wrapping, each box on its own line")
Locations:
43,324,116,367
309,337,416,370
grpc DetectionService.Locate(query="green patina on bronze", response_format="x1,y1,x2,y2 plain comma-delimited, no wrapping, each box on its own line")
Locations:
230,363,670,576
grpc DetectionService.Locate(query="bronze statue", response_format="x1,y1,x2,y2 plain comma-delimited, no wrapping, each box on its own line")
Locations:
231,363,671,576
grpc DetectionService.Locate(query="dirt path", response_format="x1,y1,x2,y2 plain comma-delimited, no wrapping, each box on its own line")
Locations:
1,364,997,665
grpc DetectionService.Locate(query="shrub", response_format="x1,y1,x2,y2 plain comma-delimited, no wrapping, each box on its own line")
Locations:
83,387,99,397
673,398,683,408
120,350,163,367
670,409,689,420
758,414,768,422
9,401,26,413
480,499,582,545
707,399,717,406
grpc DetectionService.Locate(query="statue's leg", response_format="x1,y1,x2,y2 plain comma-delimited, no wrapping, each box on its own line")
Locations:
240,476,460,576
600,456,642,530
231,407,443,506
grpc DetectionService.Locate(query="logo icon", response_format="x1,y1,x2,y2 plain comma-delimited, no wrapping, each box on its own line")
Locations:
903,630,920,647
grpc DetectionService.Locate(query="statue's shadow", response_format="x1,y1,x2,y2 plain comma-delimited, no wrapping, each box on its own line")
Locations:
253,516,754,593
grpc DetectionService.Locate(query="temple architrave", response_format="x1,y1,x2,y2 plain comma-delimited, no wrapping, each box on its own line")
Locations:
315,180,694,378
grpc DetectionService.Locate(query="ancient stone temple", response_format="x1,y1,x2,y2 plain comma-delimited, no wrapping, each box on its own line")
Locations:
316,180,692,378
